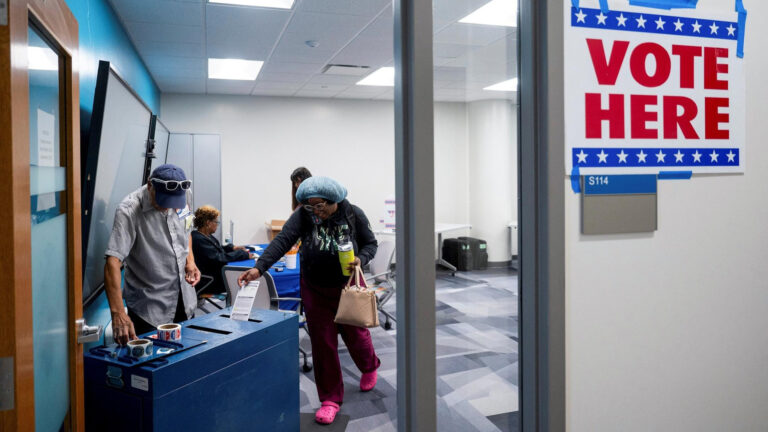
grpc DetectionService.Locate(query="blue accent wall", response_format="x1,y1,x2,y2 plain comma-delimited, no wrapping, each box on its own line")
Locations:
65,0,159,114
64,0,159,344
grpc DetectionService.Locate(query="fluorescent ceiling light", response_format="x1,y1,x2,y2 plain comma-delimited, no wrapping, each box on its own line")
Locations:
207,0,294,9
484,78,518,91
459,0,517,27
356,67,394,86
208,58,264,80
28,46,58,71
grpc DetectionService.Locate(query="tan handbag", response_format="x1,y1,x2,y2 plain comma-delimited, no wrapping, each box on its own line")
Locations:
334,266,380,328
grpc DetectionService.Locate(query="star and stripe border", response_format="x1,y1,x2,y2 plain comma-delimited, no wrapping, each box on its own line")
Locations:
571,6,739,41
572,147,740,167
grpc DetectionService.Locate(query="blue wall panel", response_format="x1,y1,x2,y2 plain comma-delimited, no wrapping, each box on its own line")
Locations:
64,0,160,344
65,0,159,114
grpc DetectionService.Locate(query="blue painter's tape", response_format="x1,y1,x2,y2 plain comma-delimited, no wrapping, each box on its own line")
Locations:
572,0,580,9
571,165,581,193
658,171,692,180
628,0,698,10
735,0,747,58
583,174,657,195
599,0,609,13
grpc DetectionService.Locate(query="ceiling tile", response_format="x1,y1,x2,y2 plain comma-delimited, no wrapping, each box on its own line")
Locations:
143,55,206,78
251,88,298,97
206,79,256,95
109,0,203,26
360,13,393,40
307,74,360,85
283,11,371,49
434,22,509,47
433,0,493,30
124,21,204,44
155,76,206,93
260,61,324,75
109,0,520,99
137,41,205,58
206,4,291,59
258,71,313,83
269,44,336,64
294,89,344,98
298,0,391,17
330,36,392,67
299,82,349,92
335,86,390,98
434,42,473,62
434,66,471,81
252,80,304,91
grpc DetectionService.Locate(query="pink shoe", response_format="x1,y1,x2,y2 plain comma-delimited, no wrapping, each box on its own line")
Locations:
360,370,377,392
315,401,340,424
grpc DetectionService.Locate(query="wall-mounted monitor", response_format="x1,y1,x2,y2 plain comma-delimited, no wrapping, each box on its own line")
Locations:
82,61,153,304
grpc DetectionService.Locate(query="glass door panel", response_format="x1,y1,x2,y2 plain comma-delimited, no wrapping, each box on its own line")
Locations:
28,23,70,432
433,0,520,430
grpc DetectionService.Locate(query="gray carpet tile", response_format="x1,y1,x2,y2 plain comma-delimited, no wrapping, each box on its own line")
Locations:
298,267,519,431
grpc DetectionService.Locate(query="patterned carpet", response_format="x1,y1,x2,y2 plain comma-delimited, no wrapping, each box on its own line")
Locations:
298,267,520,432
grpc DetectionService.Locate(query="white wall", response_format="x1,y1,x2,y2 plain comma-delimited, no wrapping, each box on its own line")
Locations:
565,1,768,430
160,94,481,247
468,100,517,262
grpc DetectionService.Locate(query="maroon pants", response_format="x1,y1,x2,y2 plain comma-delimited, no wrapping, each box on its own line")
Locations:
301,278,380,405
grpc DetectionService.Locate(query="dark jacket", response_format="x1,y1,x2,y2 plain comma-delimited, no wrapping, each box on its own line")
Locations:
255,200,378,292
191,230,250,295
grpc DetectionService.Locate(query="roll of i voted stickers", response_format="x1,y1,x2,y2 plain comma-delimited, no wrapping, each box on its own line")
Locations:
127,339,153,359
157,323,182,342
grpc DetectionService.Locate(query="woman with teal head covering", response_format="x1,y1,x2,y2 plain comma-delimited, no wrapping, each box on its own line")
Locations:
238,176,380,425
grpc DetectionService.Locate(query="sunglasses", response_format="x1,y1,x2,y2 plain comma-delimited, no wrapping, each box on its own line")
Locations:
150,178,192,191
303,202,328,211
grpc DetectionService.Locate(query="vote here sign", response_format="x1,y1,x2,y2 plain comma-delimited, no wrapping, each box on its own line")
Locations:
564,1,745,175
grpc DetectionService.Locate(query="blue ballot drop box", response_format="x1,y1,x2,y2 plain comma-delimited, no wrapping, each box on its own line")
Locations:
84,308,299,431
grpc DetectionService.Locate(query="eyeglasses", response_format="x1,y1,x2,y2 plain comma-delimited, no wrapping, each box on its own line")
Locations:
150,178,192,191
303,202,327,212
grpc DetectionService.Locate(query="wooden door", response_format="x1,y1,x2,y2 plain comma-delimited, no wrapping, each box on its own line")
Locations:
0,0,82,430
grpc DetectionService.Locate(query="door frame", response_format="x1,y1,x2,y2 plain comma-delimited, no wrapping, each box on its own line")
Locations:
0,0,82,430
519,0,567,431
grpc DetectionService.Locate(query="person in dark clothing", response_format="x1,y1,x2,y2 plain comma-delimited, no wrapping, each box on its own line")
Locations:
238,176,379,425
191,205,253,295
290,166,312,210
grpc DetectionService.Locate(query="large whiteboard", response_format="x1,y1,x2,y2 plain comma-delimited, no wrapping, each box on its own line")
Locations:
82,62,153,302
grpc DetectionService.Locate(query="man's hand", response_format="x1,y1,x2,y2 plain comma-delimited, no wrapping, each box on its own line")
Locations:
237,268,262,287
347,257,362,272
233,245,246,251
112,311,137,346
185,261,201,286
249,252,257,260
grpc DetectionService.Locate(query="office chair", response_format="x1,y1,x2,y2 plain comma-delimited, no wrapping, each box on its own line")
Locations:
222,265,312,372
365,240,396,330
195,274,225,314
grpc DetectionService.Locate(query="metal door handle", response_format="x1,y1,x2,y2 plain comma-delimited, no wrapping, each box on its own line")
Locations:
76,318,103,344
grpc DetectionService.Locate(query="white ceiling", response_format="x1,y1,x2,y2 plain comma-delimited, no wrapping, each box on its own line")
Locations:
108,0,518,102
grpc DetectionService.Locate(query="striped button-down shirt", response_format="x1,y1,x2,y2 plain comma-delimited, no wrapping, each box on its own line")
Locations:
105,185,196,326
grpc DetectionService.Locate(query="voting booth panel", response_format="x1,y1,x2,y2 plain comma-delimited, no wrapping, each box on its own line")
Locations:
84,309,299,431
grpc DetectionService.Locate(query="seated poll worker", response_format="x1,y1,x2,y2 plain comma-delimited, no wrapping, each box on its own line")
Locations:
104,164,201,345
238,176,379,425
191,205,255,295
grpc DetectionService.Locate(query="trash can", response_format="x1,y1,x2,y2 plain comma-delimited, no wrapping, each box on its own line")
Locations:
458,237,488,270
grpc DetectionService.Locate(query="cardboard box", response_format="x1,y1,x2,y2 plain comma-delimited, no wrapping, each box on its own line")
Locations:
266,219,286,240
